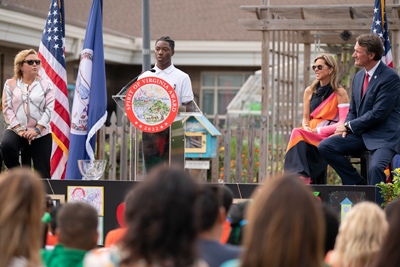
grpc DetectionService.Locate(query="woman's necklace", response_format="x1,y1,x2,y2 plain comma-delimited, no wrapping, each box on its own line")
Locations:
20,79,31,97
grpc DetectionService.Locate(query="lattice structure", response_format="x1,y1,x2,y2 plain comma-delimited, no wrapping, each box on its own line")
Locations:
239,3,400,181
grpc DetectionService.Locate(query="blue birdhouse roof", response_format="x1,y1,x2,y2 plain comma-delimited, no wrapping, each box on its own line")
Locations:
183,115,221,136
340,197,353,205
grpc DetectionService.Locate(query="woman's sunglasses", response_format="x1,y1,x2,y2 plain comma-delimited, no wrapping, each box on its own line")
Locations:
312,65,326,71
22,60,41,65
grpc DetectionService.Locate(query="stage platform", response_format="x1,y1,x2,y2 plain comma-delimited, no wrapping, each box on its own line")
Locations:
43,179,379,245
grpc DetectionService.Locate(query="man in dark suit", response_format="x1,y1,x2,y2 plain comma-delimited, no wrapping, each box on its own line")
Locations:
319,34,400,185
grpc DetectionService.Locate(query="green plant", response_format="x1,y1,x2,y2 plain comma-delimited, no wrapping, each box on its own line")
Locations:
376,168,400,207
218,137,261,183
326,166,342,185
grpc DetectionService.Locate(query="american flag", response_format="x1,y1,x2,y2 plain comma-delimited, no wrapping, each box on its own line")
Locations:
371,0,393,68
371,0,397,182
38,0,70,179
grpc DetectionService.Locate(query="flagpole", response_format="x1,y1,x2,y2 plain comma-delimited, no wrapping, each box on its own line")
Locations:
96,0,104,161
96,0,103,159
142,0,151,71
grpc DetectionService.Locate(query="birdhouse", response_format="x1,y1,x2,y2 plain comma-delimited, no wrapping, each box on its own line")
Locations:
183,115,221,158
340,197,353,221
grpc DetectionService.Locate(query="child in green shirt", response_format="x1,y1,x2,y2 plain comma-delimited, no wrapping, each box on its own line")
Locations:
41,202,98,267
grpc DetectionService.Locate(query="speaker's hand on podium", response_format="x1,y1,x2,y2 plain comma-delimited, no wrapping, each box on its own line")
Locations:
182,101,194,112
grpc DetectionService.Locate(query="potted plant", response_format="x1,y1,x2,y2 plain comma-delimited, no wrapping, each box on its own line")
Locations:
376,168,400,207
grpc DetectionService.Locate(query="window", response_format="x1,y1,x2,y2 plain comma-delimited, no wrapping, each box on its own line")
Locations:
200,73,251,122
185,132,207,153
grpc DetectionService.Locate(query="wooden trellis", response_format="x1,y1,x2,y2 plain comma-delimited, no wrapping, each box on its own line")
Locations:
239,3,400,181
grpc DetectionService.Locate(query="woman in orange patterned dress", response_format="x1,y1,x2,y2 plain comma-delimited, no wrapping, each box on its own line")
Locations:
284,54,349,184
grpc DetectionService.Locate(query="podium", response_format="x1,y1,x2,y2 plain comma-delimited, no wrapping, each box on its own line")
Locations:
113,76,202,180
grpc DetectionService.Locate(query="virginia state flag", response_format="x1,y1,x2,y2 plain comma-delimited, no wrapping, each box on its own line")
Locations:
65,0,107,179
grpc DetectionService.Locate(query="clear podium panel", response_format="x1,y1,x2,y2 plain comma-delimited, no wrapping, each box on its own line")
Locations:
170,121,185,168
114,76,202,180
134,121,185,179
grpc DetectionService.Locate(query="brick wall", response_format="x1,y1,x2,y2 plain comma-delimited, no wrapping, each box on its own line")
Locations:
0,45,260,118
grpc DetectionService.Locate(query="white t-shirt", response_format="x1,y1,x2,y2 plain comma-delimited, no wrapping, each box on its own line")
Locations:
138,63,194,106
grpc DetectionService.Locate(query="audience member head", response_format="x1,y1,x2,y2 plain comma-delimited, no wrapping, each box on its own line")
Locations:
45,195,53,212
50,204,62,235
121,166,199,267
311,53,339,93
331,201,388,267
42,195,54,248
227,201,249,245
196,185,223,234
240,174,325,267
0,168,45,267
321,203,339,255
384,199,398,222
372,199,400,267
222,186,234,214
57,202,98,251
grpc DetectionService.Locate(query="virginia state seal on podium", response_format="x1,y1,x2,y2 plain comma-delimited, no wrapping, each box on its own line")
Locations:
125,77,178,133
